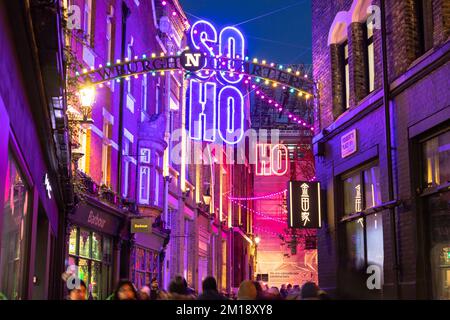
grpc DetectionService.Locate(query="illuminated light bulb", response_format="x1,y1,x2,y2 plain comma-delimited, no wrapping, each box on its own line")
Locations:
172,11,177,16
261,96,265,99
229,71,234,77
252,85,256,89
75,71,80,76
151,53,156,58
244,80,249,84
125,77,130,81
256,78,261,83
99,84,104,88
222,61,226,66
90,66,95,71
287,68,292,73
170,70,174,75
248,76,251,80
116,59,121,64
298,120,302,124
268,100,272,103
275,103,279,107
236,55,240,59
205,70,210,75
253,58,258,63
134,75,139,79
311,127,315,131
278,107,283,111
178,70,183,74
305,94,311,99
290,88,295,93
256,91,260,95
264,79,269,85
296,71,300,76
245,56,249,61
288,115,292,118
185,46,189,50
272,83,277,88
116,79,121,83
162,0,167,5
270,63,275,67
142,54,147,59
279,65,283,70
152,72,156,76
134,55,138,60
298,92,303,97
282,86,286,90
304,74,308,78
125,57,129,62
262,60,266,65
82,68,88,74
160,71,165,75
160,52,165,57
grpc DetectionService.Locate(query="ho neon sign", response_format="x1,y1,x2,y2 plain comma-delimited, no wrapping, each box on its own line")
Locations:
188,21,246,145
256,144,289,176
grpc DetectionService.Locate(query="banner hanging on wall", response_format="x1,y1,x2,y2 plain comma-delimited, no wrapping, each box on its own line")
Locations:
287,181,322,229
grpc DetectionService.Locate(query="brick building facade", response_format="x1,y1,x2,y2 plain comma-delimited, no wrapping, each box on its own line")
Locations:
312,0,449,299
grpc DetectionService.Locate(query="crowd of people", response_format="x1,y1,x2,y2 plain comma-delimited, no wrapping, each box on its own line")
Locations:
67,276,330,300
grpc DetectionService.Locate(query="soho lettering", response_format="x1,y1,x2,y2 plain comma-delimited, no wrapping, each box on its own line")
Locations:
256,144,289,176
188,20,246,145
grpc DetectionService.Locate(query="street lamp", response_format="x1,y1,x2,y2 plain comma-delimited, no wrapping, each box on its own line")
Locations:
202,187,211,206
78,83,95,123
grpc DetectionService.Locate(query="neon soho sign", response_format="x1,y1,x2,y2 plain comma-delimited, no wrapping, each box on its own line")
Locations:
255,144,289,176
188,21,246,145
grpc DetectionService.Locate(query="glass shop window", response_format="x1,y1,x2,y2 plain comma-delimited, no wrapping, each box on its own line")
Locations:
341,164,384,281
67,227,113,299
0,152,30,300
131,246,159,289
423,130,450,188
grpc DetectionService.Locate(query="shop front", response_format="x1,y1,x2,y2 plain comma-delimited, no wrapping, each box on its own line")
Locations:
67,200,126,299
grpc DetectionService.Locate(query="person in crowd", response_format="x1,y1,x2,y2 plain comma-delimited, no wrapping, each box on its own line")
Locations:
198,276,227,300
286,284,301,300
167,275,195,300
280,284,288,299
67,279,87,300
318,289,331,300
150,277,160,300
266,286,282,300
113,279,138,300
139,286,151,300
300,282,320,300
286,283,292,294
237,280,257,300
253,281,266,300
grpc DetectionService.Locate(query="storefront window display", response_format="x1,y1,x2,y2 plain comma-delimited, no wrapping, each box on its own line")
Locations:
67,226,113,299
0,152,30,300
131,246,159,289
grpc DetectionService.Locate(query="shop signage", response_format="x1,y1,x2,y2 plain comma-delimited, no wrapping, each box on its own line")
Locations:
287,181,321,229
341,129,357,158
180,50,206,72
71,203,122,236
131,218,152,233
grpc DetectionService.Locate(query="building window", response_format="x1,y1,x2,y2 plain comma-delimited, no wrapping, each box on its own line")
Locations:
141,75,148,116
139,148,151,205
421,129,450,299
127,42,135,95
106,6,115,64
416,0,434,55
122,139,131,198
422,130,450,188
67,227,113,300
155,78,161,114
131,246,159,289
83,0,94,46
154,172,160,206
0,152,30,300
340,41,350,110
341,164,383,280
101,121,112,186
366,22,375,93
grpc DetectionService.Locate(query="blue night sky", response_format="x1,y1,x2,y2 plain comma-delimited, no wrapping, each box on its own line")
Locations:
178,0,312,66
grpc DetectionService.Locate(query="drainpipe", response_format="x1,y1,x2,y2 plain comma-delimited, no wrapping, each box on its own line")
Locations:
380,0,400,299
117,1,130,197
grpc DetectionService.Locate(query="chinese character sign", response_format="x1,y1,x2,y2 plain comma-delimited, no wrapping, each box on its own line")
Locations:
287,181,322,229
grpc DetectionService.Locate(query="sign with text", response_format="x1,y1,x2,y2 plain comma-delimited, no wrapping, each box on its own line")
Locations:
131,218,152,233
341,129,358,158
287,181,321,229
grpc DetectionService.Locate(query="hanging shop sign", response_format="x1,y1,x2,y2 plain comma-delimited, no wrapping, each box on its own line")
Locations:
131,218,152,234
341,129,358,158
44,173,53,199
70,203,122,236
287,181,322,229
